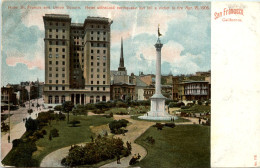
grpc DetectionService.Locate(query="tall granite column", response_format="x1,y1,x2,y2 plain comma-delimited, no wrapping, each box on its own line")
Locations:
155,38,163,95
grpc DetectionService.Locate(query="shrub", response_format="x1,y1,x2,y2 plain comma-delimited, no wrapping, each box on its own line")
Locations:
12,139,22,148
154,123,164,130
145,136,155,145
54,105,63,111
50,128,59,137
164,123,176,128
42,129,47,135
61,137,127,166
1,122,9,132
69,120,81,127
85,104,97,110
32,130,44,139
109,119,129,134
27,109,33,114
181,106,190,109
116,101,128,108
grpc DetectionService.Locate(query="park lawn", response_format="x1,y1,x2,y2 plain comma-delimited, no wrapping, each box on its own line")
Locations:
32,115,113,166
130,115,190,123
181,104,210,113
135,125,210,168
105,107,128,114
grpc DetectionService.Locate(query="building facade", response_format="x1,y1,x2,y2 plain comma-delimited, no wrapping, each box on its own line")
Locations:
182,81,210,100
43,14,113,105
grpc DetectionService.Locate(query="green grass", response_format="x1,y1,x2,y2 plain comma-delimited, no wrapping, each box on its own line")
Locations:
181,105,211,113
32,115,113,166
135,125,210,168
105,108,128,114
130,115,191,123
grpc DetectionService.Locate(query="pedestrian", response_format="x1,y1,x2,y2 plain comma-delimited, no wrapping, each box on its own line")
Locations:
117,154,121,164
199,117,201,124
172,117,174,122
137,153,141,159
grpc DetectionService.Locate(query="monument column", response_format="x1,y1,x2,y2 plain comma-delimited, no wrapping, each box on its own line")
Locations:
155,39,163,95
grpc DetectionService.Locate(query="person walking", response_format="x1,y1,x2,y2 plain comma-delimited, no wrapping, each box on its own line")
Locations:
116,154,121,164
199,117,201,124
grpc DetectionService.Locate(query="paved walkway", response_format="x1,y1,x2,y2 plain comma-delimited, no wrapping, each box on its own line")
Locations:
1,98,44,162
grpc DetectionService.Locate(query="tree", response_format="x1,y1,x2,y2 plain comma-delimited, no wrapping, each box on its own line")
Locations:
62,101,74,124
54,105,63,112
25,117,38,132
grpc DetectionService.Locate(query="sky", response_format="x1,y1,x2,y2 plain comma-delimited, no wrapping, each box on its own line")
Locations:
1,1,211,86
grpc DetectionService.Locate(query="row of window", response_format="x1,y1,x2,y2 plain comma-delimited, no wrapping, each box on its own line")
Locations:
49,48,66,52
49,29,66,33
90,87,106,91
49,61,65,65
91,68,106,72
91,49,106,54
90,62,106,66
91,24,107,29
91,56,106,60
49,86,65,91
91,43,107,47
48,22,66,27
91,81,106,85
49,80,65,84
91,31,106,35
91,37,106,41
49,35,66,39
49,67,65,71
49,73,65,78
49,41,66,46
49,54,66,58
90,74,106,78
48,95,65,104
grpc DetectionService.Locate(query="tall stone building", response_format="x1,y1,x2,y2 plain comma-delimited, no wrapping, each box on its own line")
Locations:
43,14,112,105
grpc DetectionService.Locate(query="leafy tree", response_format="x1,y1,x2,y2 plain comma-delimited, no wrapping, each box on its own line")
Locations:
54,105,63,112
62,101,74,124
25,118,38,132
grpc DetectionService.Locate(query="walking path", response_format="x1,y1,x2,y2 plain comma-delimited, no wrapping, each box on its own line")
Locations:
1,98,44,162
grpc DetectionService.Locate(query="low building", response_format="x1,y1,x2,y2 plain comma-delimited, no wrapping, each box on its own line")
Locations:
110,82,135,101
181,81,210,101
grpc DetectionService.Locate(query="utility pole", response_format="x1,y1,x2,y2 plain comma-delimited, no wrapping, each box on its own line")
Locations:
36,79,39,111
8,90,10,143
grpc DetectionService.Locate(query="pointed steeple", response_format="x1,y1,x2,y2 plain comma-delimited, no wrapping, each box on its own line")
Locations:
118,37,126,72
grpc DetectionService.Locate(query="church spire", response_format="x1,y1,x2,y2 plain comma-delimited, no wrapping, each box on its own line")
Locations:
118,37,126,71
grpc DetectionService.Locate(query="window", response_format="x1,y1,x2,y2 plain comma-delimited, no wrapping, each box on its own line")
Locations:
49,35,52,38
97,75,100,78
49,86,52,90
56,35,58,39
91,43,93,47
62,48,65,52
56,41,58,45
91,50,93,53
97,87,99,91
63,23,65,26
48,96,53,104
103,44,106,47
62,86,65,90
49,61,52,65
56,54,59,58
56,80,58,84
103,50,106,54
91,56,94,60
49,41,52,45
56,29,58,32
56,86,58,90
91,62,93,66
49,74,52,77
62,67,65,71
49,67,52,71
91,87,93,91
97,68,100,72
62,74,65,77
103,87,105,91
62,41,65,45
103,32,106,35
97,62,100,66
56,74,58,77
103,68,106,72
96,96,100,103
49,29,52,32
91,81,93,84
49,48,52,52
56,22,58,26
91,68,93,72
103,81,105,84
62,61,65,65
62,36,65,39
91,31,93,34
62,80,65,84
49,80,52,83
103,37,106,41
55,96,59,104
103,75,106,78
97,50,100,53
97,56,100,60
97,81,99,84
103,63,106,66
49,54,52,58
62,55,65,58
56,61,58,65
97,31,100,34
62,29,65,33
97,37,99,41
56,67,58,71
103,56,106,60
56,48,58,52
97,25,100,28
91,37,93,40
91,74,93,78
61,95,65,103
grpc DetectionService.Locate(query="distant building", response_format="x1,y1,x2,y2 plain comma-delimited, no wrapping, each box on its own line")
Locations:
181,81,210,101
110,82,135,101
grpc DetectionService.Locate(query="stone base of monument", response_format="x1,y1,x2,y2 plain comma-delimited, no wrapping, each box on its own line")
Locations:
138,94,178,121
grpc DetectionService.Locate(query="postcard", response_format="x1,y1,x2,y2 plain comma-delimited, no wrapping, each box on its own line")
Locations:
1,1,259,167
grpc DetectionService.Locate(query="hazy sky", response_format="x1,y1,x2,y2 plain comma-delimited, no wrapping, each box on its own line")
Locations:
1,1,211,86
